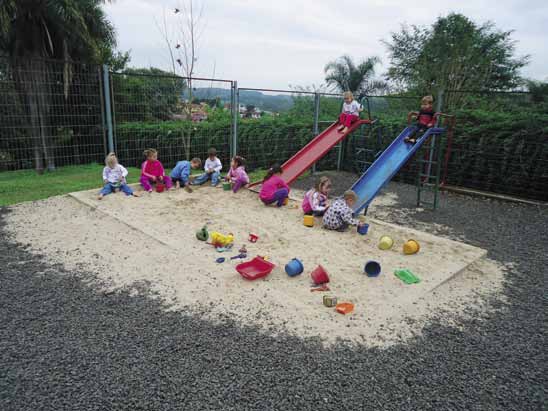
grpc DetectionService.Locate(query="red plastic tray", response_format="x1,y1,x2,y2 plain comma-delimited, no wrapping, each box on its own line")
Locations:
236,257,276,280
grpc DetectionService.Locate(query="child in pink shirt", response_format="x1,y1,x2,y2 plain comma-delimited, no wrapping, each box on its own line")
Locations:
225,155,249,193
140,148,173,192
259,164,290,207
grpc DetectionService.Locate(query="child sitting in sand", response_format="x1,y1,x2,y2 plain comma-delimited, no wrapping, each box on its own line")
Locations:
337,91,362,134
302,176,331,216
170,157,202,192
140,148,173,192
323,190,364,231
259,164,290,207
405,95,436,144
98,153,140,200
192,147,222,187
225,155,249,193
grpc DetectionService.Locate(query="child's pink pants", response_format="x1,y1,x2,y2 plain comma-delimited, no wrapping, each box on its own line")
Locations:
140,175,173,191
339,113,359,128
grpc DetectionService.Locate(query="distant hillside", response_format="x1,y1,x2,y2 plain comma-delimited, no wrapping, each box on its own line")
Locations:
187,88,294,112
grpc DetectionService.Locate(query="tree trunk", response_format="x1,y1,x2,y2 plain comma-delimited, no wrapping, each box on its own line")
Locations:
16,57,55,173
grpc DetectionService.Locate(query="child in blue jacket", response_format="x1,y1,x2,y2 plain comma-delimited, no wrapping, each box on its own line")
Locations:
170,157,202,192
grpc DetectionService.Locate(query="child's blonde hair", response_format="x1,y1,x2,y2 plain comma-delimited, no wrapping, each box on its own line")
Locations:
421,95,434,105
143,148,157,158
343,190,357,202
315,176,331,193
105,152,117,168
343,91,353,100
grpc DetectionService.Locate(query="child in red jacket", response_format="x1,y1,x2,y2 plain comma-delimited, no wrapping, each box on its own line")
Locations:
405,95,436,144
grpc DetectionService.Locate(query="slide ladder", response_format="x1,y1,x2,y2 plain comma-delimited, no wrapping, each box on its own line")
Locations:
350,125,446,215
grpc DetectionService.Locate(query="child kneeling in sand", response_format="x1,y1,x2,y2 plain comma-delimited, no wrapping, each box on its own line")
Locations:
259,164,290,207
302,176,331,216
225,155,249,193
323,190,364,231
170,157,202,192
98,153,140,200
140,148,173,192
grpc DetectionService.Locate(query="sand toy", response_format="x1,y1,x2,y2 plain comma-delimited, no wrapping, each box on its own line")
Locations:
364,260,381,277
310,265,330,285
196,226,209,241
394,269,420,284
378,235,394,250
303,215,314,227
210,232,234,247
403,239,420,255
236,256,276,280
335,302,354,315
285,258,304,277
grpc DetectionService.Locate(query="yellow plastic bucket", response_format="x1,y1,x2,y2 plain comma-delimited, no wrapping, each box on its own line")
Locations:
378,236,394,250
403,239,420,255
303,215,315,227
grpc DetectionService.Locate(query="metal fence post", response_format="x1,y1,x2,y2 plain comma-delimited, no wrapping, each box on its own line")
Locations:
102,65,115,153
312,92,320,174
232,81,238,158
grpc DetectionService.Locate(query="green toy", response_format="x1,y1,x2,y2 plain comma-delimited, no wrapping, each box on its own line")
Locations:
196,225,209,241
394,269,421,284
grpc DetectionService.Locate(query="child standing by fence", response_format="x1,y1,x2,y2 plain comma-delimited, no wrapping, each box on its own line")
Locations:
140,149,173,192
259,164,290,207
225,155,249,193
98,153,139,200
302,176,331,216
337,91,362,134
192,148,222,186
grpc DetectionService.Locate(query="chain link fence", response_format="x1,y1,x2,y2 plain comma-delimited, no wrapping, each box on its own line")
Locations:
0,57,546,201
0,57,106,172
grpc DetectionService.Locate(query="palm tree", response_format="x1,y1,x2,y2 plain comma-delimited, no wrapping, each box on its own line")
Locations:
324,55,387,98
0,0,116,172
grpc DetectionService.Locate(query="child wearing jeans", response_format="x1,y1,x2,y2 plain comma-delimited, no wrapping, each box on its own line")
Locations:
192,147,222,186
259,164,290,207
405,95,435,144
302,176,331,216
337,91,362,134
323,190,364,231
140,148,173,192
225,155,249,193
170,157,202,192
98,152,139,200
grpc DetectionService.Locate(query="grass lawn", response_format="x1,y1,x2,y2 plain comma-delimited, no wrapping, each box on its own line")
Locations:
0,164,269,206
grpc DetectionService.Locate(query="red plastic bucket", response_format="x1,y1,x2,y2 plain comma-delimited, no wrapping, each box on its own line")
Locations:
310,265,329,285
156,183,166,193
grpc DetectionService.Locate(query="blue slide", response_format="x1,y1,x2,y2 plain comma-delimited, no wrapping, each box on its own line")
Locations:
350,126,445,214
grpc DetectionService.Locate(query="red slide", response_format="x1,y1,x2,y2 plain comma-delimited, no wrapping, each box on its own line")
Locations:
250,119,371,187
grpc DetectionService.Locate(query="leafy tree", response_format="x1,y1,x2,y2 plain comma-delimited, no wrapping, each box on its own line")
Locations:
324,55,387,97
112,67,185,122
0,0,125,172
384,13,529,107
527,80,548,103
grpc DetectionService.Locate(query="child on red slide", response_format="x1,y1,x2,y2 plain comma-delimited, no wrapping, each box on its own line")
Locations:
337,91,362,134
405,95,435,144
140,148,173,192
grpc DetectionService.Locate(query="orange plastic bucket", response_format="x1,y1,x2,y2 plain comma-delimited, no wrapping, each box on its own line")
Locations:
403,239,420,255
303,215,315,227
335,302,354,315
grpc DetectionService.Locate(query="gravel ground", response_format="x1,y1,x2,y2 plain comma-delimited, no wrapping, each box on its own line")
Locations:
1,174,547,410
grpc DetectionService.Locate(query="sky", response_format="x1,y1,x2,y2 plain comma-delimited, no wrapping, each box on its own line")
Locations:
104,0,548,90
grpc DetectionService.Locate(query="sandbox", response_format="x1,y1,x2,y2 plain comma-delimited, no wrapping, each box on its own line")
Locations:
6,185,495,345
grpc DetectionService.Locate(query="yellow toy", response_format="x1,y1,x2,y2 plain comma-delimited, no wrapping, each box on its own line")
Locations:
210,232,234,247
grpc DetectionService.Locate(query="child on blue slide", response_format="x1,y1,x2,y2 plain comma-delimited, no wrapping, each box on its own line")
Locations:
170,157,202,192
405,95,435,144
192,147,222,187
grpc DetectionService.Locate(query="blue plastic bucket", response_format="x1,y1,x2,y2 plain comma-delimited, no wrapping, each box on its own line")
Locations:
364,260,381,277
357,223,369,235
285,258,304,277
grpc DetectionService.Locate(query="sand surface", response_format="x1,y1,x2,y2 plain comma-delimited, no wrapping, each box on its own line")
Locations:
5,186,506,346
